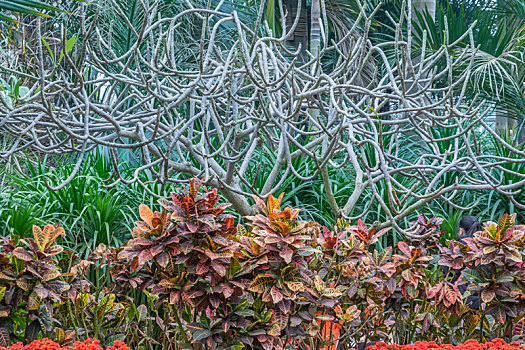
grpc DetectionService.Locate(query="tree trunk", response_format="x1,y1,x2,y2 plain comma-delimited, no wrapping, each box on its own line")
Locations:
284,0,308,61
495,0,523,144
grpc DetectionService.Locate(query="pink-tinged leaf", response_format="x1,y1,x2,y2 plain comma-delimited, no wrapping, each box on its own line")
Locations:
279,246,293,264
132,238,154,246
0,327,9,348
185,221,199,233
157,197,176,212
270,286,284,304
149,244,164,257
481,289,495,303
138,249,153,266
196,262,209,275
251,195,268,215
277,299,291,314
426,282,442,299
25,265,43,279
42,269,61,282
169,291,179,305
12,247,33,262
222,284,234,298
262,288,272,303
155,252,169,268
198,215,217,229
132,227,146,239
397,241,411,256
357,219,367,232
117,249,135,261
34,286,49,299
211,261,226,277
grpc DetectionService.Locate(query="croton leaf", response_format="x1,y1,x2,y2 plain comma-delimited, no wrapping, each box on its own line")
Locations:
45,245,64,257
155,252,170,268
248,275,273,294
28,292,42,310
138,249,153,266
187,323,211,342
94,295,114,319
285,281,304,292
25,320,41,343
481,289,496,303
499,213,516,233
137,304,148,321
12,247,33,261
487,304,507,324
279,246,293,264
139,204,154,227
42,269,61,282
0,327,9,348
461,269,485,284
270,286,284,303
16,278,34,292
34,224,65,251
55,328,65,344
211,260,227,277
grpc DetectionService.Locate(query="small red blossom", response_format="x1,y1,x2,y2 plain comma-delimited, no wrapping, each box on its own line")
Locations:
350,339,525,350
0,338,130,350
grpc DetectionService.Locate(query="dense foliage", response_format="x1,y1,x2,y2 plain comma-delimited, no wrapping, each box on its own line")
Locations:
2,179,525,349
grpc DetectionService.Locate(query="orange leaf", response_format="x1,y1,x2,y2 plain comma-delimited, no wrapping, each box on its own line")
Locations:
139,204,154,227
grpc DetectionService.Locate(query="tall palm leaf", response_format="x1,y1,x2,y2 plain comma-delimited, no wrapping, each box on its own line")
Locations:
0,0,62,22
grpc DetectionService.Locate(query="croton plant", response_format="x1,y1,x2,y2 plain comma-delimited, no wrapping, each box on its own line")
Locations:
3,179,525,350
115,180,525,349
0,224,76,346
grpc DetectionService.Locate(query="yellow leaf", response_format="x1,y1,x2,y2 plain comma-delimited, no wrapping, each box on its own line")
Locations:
56,328,65,344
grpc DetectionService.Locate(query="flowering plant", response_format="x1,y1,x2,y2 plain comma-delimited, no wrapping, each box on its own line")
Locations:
0,338,130,350
362,339,525,350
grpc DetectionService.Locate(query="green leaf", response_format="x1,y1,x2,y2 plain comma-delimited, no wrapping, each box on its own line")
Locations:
496,274,514,283
59,35,77,63
41,36,55,63
0,2,49,17
187,324,210,342
297,246,321,256
461,269,485,283
106,334,126,347
6,0,61,13
235,309,255,317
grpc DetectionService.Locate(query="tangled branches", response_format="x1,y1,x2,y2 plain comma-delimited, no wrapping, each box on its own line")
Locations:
1,0,524,237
